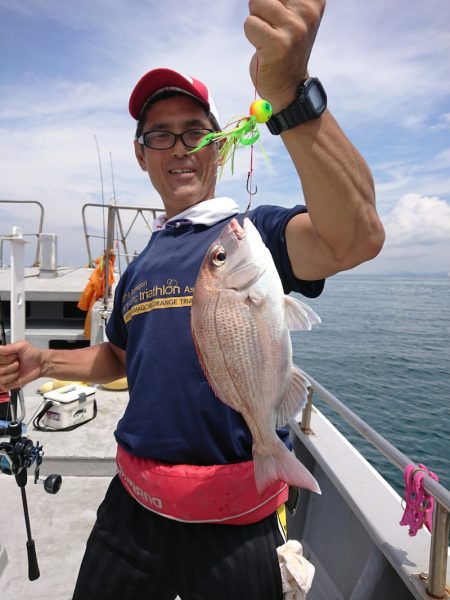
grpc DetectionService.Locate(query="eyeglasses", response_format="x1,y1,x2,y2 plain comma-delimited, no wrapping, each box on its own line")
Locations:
137,128,214,150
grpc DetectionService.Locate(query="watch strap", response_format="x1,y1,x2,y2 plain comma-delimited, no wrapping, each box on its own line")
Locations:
266,77,326,135
266,101,311,135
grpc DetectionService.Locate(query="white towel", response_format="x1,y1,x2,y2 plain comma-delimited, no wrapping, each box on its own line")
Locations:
277,540,315,599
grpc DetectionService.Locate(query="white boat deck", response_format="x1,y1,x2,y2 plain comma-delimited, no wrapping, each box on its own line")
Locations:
0,379,128,599
0,379,186,600
0,266,95,302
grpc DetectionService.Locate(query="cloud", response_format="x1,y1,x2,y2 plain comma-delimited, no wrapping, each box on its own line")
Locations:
430,114,450,131
353,193,450,273
384,194,450,246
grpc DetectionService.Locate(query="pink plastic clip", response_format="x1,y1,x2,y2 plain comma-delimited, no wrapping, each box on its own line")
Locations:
400,463,439,536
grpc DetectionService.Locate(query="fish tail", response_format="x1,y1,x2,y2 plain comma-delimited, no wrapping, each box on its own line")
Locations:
253,440,321,496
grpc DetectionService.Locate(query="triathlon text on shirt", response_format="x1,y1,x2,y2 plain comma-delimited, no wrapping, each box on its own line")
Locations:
122,279,194,324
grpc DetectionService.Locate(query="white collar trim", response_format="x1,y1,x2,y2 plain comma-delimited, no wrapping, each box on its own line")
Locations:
152,197,239,231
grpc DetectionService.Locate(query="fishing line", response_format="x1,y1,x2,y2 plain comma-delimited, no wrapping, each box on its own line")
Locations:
244,58,260,216
189,58,272,216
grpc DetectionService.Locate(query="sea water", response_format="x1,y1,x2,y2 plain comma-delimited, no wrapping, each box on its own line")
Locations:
292,274,450,495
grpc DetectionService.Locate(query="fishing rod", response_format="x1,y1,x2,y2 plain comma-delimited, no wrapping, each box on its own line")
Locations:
0,295,62,581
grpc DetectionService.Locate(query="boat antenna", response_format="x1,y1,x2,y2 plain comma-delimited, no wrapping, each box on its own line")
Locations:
93,134,106,255
109,152,123,277
110,151,117,205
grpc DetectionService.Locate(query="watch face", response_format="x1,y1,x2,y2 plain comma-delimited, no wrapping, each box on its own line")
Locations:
308,81,327,113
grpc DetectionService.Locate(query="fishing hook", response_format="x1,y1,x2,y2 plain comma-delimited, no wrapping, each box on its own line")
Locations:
246,171,258,196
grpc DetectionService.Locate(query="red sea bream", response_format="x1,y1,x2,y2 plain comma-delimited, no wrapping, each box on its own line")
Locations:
191,217,321,495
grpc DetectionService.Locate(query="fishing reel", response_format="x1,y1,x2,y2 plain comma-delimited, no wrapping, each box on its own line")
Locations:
0,399,62,581
0,423,62,494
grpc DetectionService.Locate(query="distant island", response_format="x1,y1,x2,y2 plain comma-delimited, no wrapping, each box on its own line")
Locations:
337,271,449,278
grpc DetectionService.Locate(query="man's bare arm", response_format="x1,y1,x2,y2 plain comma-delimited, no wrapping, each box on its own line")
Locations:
0,341,126,390
282,113,384,280
245,0,385,280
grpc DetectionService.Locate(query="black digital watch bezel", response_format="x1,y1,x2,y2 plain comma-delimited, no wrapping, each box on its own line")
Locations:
266,77,327,135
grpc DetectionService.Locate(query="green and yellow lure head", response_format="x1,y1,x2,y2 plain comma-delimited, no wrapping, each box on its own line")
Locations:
189,99,272,177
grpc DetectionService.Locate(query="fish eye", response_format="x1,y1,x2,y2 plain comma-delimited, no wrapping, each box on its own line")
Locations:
211,246,227,267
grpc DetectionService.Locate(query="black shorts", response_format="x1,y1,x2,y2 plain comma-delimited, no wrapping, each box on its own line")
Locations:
73,475,286,600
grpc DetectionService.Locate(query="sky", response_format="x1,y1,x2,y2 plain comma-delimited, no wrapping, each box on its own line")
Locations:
0,0,449,274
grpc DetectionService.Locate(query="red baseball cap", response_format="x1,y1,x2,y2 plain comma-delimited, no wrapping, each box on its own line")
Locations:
129,67,220,126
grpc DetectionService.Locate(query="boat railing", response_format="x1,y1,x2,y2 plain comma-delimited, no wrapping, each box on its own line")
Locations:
295,371,450,599
0,200,44,268
81,202,165,268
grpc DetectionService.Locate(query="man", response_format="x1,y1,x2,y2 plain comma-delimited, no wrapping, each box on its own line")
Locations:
0,1,384,598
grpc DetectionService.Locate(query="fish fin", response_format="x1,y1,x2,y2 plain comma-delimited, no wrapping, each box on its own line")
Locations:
253,440,321,496
248,289,265,305
284,296,321,331
276,367,310,428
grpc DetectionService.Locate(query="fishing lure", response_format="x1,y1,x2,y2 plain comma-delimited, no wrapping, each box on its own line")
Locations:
190,99,272,177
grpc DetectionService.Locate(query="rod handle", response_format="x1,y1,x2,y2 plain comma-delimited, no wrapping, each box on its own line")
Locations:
27,539,40,581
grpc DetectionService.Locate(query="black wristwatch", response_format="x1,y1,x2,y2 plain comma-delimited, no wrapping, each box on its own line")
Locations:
266,77,327,135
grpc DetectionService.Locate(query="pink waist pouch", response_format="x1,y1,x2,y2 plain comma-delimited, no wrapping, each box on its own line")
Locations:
116,445,288,525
